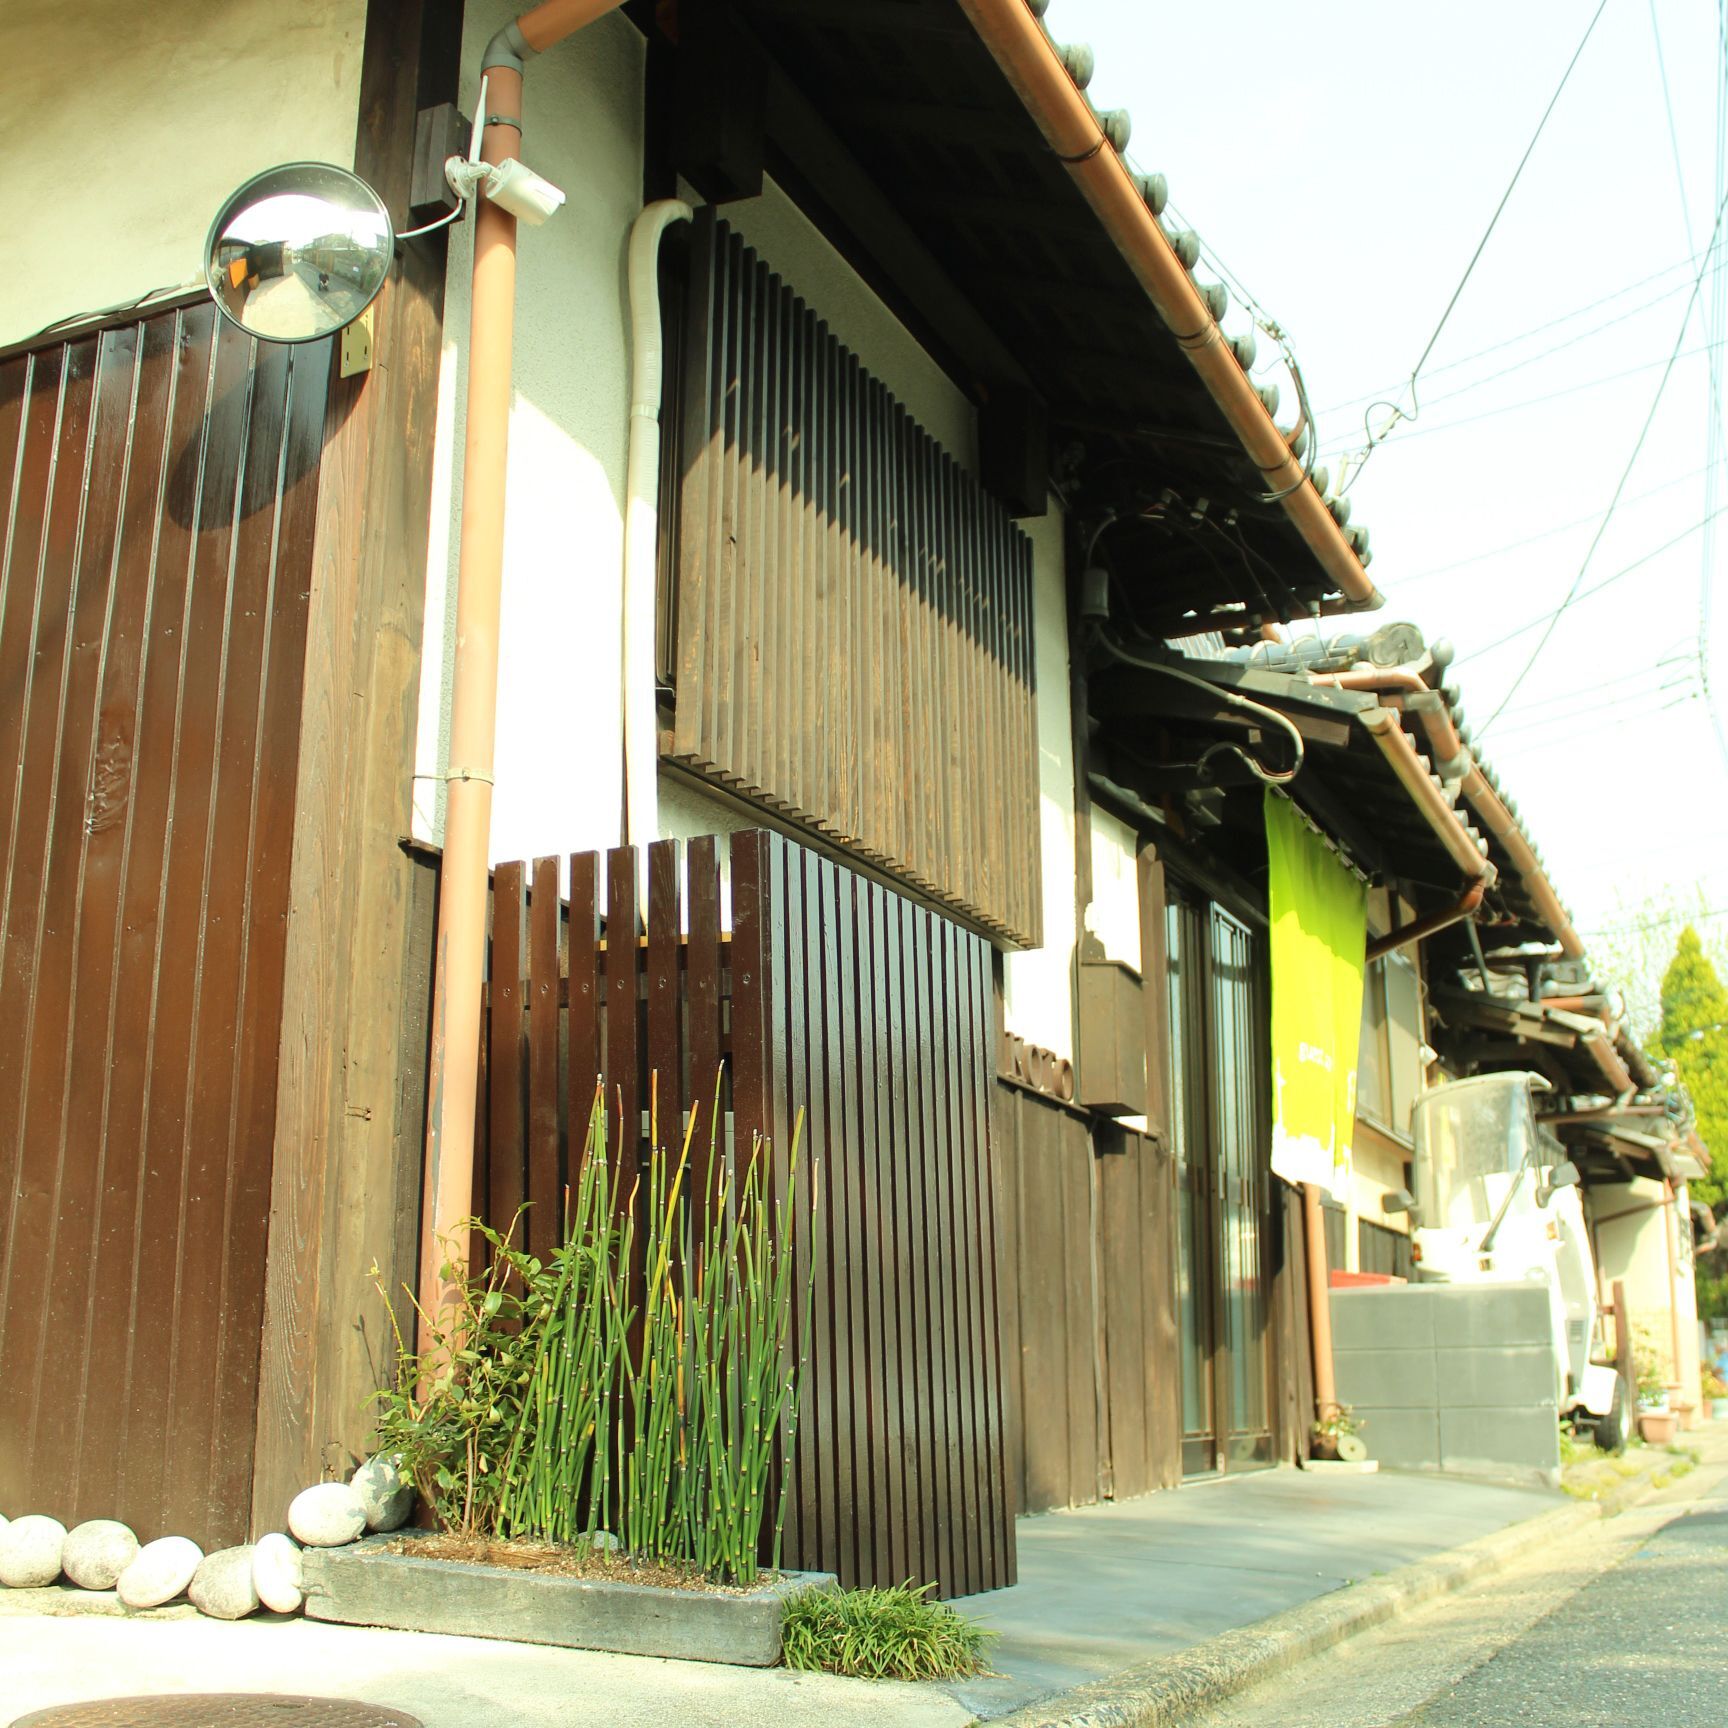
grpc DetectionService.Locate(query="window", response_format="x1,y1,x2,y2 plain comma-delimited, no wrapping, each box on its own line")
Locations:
1357,951,1421,1142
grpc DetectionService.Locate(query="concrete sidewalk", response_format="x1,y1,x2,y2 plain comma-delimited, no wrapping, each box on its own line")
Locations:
0,1453,1643,1728
945,1463,1557,1718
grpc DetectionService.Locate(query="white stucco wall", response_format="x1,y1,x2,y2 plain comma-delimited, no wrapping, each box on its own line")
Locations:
1001,504,1077,1062
1592,1179,1701,1398
0,0,366,346
417,0,645,863
1085,807,1141,969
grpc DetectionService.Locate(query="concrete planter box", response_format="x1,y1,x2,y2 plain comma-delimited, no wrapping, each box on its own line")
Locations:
301,1537,834,1666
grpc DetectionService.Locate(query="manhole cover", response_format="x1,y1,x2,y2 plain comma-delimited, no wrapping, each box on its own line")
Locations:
11,1699,423,1728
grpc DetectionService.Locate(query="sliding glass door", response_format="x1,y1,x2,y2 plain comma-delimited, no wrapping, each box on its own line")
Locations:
1166,889,1274,1476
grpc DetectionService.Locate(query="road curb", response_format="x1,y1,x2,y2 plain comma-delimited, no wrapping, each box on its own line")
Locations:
978,1469,1669,1728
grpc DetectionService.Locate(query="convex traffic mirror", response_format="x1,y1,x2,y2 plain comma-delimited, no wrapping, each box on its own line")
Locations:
206,163,393,343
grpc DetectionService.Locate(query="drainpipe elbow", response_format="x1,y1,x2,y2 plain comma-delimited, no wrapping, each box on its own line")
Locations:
484,21,538,75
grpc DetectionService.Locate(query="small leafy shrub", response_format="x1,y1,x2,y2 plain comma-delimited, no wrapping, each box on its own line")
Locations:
369,1222,544,1535
781,1582,994,1681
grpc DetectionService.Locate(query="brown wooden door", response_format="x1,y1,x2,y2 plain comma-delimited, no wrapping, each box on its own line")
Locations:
0,304,328,1546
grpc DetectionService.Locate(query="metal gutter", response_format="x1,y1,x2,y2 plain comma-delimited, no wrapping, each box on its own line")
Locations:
955,0,1383,611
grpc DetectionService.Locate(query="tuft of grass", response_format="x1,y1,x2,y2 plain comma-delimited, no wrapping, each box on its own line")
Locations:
781,1582,994,1681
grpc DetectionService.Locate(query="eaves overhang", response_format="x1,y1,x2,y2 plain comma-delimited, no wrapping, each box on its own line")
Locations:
706,0,1378,633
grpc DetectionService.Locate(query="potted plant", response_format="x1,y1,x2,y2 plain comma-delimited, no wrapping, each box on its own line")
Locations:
1702,1367,1728,1422
1636,1351,1677,1444
1312,1404,1368,1463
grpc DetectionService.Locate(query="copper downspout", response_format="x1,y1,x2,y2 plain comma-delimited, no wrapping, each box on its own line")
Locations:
1302,1183,1340,1441
1366,880,1487,962
1320,669,1585,960
954,0,1382,611
418,0,628,1343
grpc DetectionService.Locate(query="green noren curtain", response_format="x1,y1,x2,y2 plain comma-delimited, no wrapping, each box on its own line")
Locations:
1265,792,1368,1200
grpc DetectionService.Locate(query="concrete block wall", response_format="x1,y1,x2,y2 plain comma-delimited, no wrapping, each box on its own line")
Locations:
1331,1284,1560,1489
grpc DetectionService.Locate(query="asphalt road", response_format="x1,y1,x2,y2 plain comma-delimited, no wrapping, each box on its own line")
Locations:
1186,1458,1728,1728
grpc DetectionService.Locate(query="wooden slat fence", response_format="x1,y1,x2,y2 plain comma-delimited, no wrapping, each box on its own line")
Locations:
0,302,331,1547
472,827,1014,1596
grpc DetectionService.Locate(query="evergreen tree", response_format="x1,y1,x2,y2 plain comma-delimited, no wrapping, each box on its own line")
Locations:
1652,926,1728,1219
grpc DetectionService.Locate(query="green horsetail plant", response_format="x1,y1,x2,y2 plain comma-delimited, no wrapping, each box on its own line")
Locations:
486,1078,816,1585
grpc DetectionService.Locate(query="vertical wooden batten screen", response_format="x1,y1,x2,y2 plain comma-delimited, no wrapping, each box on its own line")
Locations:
0,303,328,1546
472,828,1013,1596
665,210,1042,949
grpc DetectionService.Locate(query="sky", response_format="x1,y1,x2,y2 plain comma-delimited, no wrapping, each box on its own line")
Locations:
1060,0,1728,995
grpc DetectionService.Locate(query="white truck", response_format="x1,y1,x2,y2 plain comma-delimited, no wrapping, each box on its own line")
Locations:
1392,1070,1625,1448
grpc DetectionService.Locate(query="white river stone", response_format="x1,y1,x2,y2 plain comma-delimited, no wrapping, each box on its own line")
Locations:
350,1455,412,1532
287,1482,367,1547
189,1545,259,1620
251,1532,304,1614
0,1516,66,1588
61,1520,139,1590
116,1536,203,1609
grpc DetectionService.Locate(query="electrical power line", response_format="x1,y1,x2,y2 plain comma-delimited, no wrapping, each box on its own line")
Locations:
1582,906,1728,937
1319,248,1706,416
1394,460,1713,588
1334,0,1613,492
1478,186,1728,732
1457,500,1728,661
1319,335,1728,456
1490,648,1695,718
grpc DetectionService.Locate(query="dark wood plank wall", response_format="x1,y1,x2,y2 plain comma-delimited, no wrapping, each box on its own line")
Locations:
1097,1126,1183,1499
992,1085,1185,1515
0,303,329,1546
471,828,1014,1596
993,1087,1101,1512
667,210,1042,948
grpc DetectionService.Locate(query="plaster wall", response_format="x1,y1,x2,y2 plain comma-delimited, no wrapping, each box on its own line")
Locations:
1001,505,1077,1064
0,0,367,347
417,0,645,863
1085,808,1141,970
1591,1178,1701,1397
1349,1120,1413,1276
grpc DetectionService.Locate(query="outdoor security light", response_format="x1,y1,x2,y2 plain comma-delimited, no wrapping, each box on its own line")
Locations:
205,162,394,343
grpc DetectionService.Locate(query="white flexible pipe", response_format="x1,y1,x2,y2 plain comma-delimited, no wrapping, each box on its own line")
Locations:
622,198,693,849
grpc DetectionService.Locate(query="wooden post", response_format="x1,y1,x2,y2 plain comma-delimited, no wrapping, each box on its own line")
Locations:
251,0,458,1527
1612,1278,1636,1419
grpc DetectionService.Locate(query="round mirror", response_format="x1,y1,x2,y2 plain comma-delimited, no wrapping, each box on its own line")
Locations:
205,162,393,343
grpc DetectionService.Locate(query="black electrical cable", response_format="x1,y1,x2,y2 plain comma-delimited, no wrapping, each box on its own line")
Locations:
1092,632,1305,785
